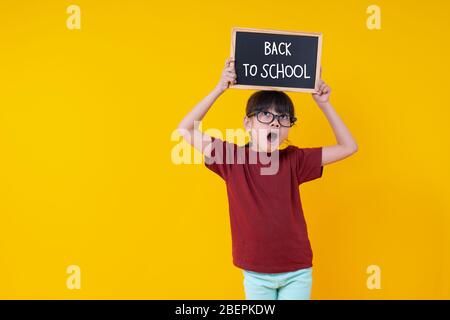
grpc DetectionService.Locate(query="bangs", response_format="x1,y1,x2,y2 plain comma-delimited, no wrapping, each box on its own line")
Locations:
246,90,295,117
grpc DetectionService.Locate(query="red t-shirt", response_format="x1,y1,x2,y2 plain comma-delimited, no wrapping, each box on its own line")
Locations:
204,136,324,273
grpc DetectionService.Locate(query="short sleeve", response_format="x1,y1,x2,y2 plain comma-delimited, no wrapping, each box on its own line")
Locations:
295,146,324,184
204,136,234,180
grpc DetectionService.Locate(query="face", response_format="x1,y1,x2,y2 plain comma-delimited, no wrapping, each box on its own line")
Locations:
244,106,291,153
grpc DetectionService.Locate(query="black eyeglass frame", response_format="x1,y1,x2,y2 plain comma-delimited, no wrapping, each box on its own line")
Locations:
247,110,297,128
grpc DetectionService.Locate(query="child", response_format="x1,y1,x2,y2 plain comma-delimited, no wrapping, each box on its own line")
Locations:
177,57,358,300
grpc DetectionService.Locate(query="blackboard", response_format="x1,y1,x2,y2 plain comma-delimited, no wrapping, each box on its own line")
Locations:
229,27,322,93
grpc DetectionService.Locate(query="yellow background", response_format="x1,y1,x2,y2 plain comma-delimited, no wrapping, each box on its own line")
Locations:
1,0,449,299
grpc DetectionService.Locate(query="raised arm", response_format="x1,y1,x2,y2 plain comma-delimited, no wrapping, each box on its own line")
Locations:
177,58,237,157
312,79,358,166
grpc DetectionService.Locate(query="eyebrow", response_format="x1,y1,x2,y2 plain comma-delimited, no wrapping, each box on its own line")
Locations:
266,110,288,116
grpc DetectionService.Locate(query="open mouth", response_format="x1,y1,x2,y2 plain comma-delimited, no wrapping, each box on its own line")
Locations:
266,131,278,143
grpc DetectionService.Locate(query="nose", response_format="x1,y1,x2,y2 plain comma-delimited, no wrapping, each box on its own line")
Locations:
270,119,280,128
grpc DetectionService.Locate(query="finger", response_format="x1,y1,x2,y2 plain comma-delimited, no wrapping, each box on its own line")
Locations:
316,82,323,92
225,58,231,67
316,85,323,94
320,66,322,78
226,58,235,67
320,83,326,92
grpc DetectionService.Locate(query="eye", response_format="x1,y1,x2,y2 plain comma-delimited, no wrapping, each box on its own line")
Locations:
280,114,289,119
263,111,271,116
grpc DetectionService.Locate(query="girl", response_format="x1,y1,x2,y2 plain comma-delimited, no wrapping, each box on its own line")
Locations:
177,57,358,300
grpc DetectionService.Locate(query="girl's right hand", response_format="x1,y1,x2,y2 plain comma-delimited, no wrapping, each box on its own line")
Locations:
215,57,237,93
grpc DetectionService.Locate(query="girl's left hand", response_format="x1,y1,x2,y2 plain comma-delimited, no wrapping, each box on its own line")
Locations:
312,79,331,104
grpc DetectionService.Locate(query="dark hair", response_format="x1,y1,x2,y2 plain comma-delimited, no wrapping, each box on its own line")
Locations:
244,90,295,148
246,90,295,118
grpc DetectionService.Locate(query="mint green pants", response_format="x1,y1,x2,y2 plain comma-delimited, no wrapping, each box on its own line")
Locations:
243,267,312,300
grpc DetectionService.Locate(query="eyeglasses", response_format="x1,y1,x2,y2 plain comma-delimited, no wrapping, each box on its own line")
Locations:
247,111,297,127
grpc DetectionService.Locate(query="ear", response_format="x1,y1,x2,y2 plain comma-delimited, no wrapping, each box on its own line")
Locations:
243,116,252,131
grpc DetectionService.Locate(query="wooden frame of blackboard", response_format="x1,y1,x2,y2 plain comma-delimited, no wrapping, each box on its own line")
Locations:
229,27,323,93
